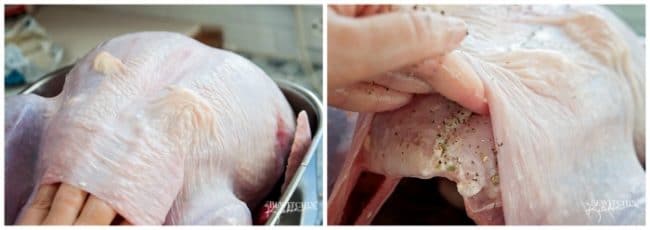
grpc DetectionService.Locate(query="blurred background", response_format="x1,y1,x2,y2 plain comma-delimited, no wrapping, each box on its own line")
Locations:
4,5,322,96
4,5,323,225
607,5,645,36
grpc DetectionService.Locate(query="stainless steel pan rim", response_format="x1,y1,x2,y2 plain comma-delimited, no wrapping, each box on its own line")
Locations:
268,79,323,226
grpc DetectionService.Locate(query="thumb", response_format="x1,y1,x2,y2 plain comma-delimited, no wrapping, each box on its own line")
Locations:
328,10,468,88
414,51,489,115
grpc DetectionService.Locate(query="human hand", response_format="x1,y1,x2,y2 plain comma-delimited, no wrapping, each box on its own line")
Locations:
16,183,129,225
328,5,487,114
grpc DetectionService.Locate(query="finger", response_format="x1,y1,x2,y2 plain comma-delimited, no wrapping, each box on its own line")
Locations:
329,82,412,112
74,195,116,225
372,70,433,94
42,184,88,225
414,51,489,114
328,10,467,88
16,184,59,225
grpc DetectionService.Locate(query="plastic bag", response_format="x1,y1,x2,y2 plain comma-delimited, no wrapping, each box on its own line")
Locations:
5,16,63,86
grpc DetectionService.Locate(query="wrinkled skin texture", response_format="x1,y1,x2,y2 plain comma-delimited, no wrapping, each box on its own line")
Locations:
328,5,644,225
5,32,309,225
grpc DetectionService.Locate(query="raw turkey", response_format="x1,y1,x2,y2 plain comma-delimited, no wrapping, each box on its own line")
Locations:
5,31,311,225
328,5,645,225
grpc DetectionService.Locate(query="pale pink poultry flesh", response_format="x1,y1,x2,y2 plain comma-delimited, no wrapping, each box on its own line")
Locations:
328,5,644,225
5,31,312,225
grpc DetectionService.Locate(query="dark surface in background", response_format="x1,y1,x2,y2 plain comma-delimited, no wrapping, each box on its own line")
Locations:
194,26,223,49
372,177,475,225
